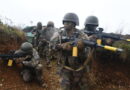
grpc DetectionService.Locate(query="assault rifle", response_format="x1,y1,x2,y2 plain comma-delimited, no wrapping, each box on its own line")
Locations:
0,54,26,59
84,28,130,43
0,54,28,66
83,40,123,52
59,32,123,57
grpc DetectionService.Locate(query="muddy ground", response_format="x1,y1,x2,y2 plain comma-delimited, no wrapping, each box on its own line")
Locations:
0,58,130,90
0,60,61,90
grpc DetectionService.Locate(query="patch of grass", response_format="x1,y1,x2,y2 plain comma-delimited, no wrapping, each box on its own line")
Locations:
113,41,130,61
0,23,25,38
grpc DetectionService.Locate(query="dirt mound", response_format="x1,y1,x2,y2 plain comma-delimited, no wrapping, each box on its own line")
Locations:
88,40,130,89
0,60,60,90
0,23,25,53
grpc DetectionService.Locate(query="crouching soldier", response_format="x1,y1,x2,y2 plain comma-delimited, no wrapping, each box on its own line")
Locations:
14,42,44,86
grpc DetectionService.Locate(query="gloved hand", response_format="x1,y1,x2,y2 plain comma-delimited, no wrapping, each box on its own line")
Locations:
22,59,39,67
88,35,98,41
60,42,72,51
22,61,30,66
105,38,114,45
15,57,26,64
55,44,62,50
77,40,85,49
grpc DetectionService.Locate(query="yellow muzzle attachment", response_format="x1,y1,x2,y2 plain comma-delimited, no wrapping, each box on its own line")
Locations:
104,45,123,52
126,39,130,41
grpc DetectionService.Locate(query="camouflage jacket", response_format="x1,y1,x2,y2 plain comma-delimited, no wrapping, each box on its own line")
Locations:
32,28,43,41
51,28,89,70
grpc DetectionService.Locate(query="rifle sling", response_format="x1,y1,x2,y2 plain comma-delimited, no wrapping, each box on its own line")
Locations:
63,49,93,72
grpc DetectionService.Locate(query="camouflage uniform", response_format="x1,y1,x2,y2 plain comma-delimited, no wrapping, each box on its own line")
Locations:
51,13,90,90
83,16,114,45
33,22,43,47
38,21,58,64
15,42,43,86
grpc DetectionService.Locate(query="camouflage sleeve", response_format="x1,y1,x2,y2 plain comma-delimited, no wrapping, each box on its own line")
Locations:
22,59,39,67
79,31,89,40
50,31,60,44
32,48,40,60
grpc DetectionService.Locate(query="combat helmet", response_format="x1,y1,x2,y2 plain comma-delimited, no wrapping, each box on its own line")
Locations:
20,42,33,53
63,13,79,26
37,22,42,29
47,21,54,27
84,16,99,26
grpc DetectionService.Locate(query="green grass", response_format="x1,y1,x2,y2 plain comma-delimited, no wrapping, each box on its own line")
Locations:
0,23,25,38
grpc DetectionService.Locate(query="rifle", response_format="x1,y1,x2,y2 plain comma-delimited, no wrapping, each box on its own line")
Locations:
0,54,28,67
83,40,123,52
84,28,130,45
59,32,123,57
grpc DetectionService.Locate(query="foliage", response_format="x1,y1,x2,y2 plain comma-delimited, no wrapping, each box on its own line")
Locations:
0,22,25,38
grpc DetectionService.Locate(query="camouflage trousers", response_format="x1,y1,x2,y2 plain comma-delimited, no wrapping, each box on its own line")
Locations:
38,41,49,57
21,64,43,85
60,68,89,90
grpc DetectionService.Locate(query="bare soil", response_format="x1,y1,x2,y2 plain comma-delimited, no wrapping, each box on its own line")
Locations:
1,54,130,90
0,60,61,90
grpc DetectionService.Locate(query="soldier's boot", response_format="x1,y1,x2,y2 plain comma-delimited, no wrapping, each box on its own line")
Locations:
22,69,32,82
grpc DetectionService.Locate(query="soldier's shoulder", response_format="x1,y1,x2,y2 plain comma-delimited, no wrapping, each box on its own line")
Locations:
75,28,85,34
76,29,89,39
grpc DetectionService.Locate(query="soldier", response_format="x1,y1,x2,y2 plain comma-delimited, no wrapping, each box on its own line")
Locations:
82,16,99,41
84,16,99,34
47,21,54,28
41,21,57,41
38,21,58,65
83,16,113,45
51,13,89,90
15,42,44,86
33,22,43,47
